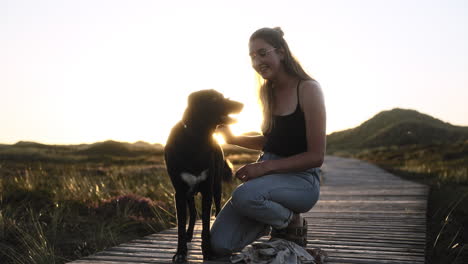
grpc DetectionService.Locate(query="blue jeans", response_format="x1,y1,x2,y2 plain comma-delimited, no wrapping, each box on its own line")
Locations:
210,152,321,256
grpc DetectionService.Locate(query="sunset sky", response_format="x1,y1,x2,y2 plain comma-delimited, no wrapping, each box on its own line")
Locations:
2,0,467,145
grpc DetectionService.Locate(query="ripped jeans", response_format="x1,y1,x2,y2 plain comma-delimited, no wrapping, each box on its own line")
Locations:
210,152,321,256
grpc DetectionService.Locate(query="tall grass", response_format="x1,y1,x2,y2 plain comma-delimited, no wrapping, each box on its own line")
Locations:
0,161,176,263
1,208,59,264
0,144,259,264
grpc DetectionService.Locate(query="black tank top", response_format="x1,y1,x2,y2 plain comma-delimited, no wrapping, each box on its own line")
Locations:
263,81,307,157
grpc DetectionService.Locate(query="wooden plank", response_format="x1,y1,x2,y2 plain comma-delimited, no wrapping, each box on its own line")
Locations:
308,239,426,249
307,225,426,233
305,218,426,225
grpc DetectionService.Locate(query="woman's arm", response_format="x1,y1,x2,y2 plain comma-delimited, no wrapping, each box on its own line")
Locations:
236,80,326,181
216,125,266,151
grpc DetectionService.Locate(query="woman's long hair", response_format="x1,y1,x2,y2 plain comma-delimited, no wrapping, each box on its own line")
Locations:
250,27,314,134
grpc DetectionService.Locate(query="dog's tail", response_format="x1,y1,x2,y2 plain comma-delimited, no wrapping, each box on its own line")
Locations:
222,159,234,182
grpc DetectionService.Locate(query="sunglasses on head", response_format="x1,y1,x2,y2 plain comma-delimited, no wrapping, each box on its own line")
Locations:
249,48,277,60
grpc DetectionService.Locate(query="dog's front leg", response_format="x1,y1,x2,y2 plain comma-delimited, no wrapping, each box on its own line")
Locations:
186,197,196,242
201,192,214,260
173,192,188,263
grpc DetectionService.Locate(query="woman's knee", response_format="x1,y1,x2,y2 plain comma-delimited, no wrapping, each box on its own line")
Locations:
231,184,263,211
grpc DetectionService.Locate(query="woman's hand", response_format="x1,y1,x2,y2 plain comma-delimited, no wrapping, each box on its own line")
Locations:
235,161,271,182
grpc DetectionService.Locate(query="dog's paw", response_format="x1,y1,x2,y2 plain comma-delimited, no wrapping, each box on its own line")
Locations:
172,253,187,263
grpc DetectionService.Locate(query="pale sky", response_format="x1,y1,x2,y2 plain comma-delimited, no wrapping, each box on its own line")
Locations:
1,0,467,145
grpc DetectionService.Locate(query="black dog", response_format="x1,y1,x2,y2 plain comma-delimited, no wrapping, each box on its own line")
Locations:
164,89,243,263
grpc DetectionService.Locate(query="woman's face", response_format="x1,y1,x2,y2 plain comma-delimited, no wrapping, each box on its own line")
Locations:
249,38,283,80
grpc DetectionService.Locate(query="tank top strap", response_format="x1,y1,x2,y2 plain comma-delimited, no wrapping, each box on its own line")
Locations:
296,80,302,111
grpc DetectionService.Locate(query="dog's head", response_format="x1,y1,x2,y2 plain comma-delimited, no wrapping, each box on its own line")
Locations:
183,89,244,127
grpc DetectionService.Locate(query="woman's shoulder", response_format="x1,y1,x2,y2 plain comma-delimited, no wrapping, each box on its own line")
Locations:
299,79,323,97
297,79,324,112
301,79,320,89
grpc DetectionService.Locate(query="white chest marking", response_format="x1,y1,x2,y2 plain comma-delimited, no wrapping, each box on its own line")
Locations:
181,170,208,188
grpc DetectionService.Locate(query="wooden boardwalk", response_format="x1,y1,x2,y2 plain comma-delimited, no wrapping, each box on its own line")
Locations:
69,156,429,264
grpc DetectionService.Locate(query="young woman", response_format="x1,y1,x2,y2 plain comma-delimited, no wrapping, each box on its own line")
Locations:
210,27,326,256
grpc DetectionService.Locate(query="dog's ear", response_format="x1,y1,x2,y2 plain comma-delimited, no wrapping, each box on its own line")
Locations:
183,90,213,122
